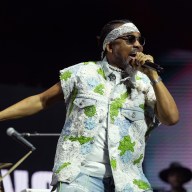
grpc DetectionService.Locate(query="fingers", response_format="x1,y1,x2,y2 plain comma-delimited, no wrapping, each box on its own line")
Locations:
129,52,155,74
136,53,145,65
130,53,154,66
136,52,154,65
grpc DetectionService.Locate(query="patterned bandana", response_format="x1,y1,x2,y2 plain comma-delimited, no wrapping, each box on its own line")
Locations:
102,22,140,51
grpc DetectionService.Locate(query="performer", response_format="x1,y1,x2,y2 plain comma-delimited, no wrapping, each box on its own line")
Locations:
0,19,179,191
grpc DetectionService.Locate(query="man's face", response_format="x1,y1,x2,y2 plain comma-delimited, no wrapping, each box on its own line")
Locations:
167,172,184,187
107,32,144,70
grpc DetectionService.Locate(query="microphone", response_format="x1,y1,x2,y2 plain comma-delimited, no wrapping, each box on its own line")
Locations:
6,128,36,151
142,61,164,74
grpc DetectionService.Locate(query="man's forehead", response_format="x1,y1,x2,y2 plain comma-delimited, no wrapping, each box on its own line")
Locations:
122,32,141,36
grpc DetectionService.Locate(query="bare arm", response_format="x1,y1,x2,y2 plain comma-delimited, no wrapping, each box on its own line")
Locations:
149,71,179,125
0,82,64,121
132,52,179,125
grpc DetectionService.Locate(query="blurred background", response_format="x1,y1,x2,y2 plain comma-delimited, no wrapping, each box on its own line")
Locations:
1,0,192,191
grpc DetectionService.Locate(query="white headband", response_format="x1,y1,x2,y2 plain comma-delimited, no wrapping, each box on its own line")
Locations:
102,22,140,51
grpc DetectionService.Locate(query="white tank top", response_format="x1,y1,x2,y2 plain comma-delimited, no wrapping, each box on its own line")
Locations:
80,120,112,178
80,67,123,178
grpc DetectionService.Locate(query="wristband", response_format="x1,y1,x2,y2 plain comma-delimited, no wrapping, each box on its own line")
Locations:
150,76,162,85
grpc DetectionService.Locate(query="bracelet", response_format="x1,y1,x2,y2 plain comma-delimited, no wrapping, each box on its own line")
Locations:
150,76,162,85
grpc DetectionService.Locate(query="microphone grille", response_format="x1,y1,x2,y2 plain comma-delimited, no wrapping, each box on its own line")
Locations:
6,127,15,136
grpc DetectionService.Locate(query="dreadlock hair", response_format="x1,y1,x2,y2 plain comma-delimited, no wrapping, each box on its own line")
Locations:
98,19,132,59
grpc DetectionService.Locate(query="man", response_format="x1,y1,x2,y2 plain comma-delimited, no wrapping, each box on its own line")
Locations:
0,19,179,191
159,162,192,192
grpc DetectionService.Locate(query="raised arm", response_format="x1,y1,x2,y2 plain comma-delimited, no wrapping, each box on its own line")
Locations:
0,82,64,121
149,72,179,125
132,52,179,125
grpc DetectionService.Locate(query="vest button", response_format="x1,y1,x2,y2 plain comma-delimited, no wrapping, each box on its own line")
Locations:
108,73,116,81
132,112,136,118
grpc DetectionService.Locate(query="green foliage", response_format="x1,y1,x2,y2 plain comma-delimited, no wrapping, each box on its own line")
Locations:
97,68,106,79
94,84,105,95
55,162,71,173
68,136,94,145
133,154,144,165
118,135,135,156
133,179,150,190
110,158,117,170
60,70,72,81
110,92,128,122
84,105,96,117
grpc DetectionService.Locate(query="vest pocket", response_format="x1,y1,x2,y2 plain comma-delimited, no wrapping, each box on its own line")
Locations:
120,107,144,121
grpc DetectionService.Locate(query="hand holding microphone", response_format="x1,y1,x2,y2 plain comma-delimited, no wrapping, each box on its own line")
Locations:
142,61,164,74
129,52,164,74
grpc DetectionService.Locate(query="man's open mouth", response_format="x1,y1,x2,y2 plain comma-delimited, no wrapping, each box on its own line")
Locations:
129,53,136,58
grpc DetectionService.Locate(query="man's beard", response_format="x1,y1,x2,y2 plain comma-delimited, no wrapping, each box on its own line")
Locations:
112,47,136,76
121,57,136,76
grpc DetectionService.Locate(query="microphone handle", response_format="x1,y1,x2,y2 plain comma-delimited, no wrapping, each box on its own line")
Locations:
7,128,36,151
16,134,36,151
142,61,164,74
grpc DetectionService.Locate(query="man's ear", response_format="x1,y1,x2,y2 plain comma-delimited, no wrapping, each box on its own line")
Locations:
106,43,113,53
